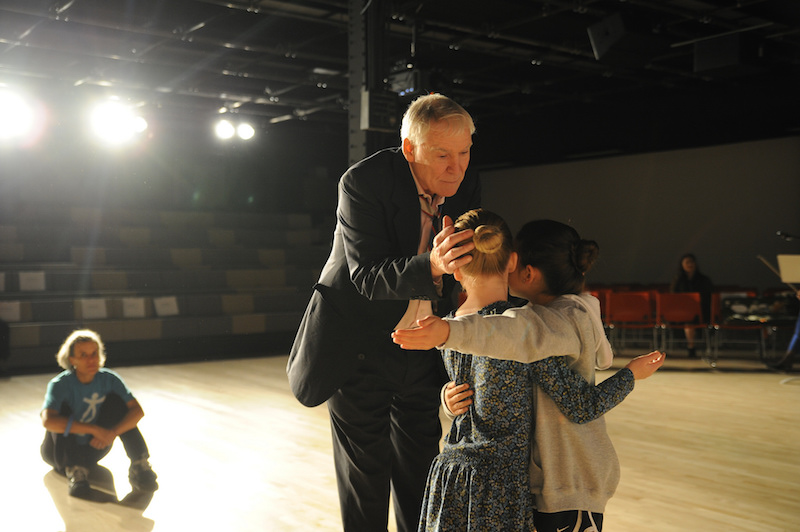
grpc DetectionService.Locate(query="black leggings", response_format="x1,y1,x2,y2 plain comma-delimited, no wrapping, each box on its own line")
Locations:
534,509,604,532
41,392,149,471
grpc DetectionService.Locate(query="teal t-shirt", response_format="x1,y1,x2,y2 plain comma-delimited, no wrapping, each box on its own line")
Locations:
42,368,134,444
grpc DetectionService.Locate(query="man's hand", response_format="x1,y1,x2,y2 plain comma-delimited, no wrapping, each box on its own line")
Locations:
625,351,665,380
391,315,451,350
444,382,474,416
430,215,475,278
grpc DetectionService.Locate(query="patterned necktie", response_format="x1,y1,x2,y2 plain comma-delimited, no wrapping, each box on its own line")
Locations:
420,195,442,251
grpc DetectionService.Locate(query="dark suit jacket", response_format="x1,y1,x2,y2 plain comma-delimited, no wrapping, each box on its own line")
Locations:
287,147,481,407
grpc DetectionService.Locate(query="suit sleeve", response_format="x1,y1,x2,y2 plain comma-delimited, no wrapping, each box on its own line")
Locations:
337,166,435,301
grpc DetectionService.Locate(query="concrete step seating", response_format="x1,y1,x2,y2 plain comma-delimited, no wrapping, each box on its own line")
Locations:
0,206,327,372
0,226,323,261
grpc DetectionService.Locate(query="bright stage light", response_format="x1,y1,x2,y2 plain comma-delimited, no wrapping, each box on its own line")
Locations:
0,89,42,145
133,116,148,133
215,118,256,140
90,100,148,145
215,119,235,139
237,122,255,140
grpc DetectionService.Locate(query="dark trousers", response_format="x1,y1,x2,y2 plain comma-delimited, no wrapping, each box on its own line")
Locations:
41,392,149,472
328,342,445,532
534,510,604,532
788,313,800,355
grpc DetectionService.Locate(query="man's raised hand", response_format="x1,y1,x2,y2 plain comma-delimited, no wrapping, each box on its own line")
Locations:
430,215,475,278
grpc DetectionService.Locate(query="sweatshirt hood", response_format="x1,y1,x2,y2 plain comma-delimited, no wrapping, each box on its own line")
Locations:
562,293,614,370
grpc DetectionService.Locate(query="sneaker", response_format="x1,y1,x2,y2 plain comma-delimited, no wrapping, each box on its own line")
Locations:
66,465,91,498
129,458,159,492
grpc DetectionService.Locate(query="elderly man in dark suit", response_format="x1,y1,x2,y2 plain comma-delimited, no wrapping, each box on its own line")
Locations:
287,93,480,532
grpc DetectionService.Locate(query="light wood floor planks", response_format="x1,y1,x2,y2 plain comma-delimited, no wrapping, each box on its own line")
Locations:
1,352,798,531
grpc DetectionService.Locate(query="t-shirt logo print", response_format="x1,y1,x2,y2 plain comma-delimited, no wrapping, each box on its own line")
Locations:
80,393,106,423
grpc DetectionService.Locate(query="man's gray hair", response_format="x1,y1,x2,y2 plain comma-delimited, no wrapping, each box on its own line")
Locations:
400,93,475,145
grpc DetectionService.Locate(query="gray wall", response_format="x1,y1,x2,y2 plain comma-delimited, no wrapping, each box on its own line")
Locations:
481,136,800,293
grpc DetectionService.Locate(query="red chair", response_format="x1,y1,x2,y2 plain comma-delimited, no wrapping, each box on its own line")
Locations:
605,291,658,353
655,292,711,356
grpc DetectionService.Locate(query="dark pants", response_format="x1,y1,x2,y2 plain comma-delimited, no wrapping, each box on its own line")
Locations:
534,510,604,532
328,341,445,532
41,392,149,472
788,313,800,355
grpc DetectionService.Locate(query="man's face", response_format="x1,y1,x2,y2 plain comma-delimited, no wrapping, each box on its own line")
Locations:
403,120,472,198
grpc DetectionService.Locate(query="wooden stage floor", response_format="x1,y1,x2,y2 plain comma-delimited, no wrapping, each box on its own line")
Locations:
1,351,798,532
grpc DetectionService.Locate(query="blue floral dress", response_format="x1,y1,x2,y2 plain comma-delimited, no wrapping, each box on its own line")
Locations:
418,300,535,531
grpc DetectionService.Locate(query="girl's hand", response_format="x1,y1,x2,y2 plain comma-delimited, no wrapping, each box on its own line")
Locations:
444,382,474,416
625,351,665,380
391,316,450,350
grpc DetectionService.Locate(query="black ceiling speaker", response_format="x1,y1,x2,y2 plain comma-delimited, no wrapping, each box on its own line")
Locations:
587,13,626,60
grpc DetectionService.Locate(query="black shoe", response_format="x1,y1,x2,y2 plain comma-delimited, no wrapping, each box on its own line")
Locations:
129,459,159,492
66,466,91,499
687,347,697,358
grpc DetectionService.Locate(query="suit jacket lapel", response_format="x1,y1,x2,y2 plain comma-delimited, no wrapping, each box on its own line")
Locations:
391,154,422,255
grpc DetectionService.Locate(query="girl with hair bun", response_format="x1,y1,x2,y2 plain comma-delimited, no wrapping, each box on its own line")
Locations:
396,217,664,532
412,212,664,531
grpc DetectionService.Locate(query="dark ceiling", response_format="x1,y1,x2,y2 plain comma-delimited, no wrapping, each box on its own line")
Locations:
1,0,799,168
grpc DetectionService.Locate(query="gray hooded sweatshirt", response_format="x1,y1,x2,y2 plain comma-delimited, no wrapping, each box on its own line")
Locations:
443,293,620,513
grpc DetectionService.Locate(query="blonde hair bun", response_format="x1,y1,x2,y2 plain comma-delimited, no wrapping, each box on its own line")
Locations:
473,225,504,254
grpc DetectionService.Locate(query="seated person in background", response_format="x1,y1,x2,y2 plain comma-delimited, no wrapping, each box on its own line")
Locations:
777,289,800,371
670,253,713,358
40,329,158,499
